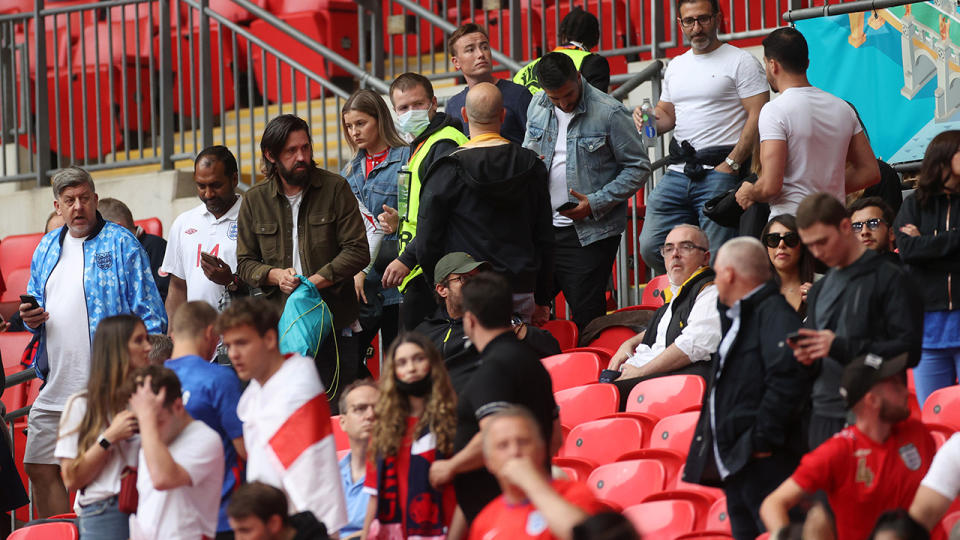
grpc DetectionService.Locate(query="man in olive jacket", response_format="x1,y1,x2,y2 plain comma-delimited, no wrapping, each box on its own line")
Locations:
236,114,369,409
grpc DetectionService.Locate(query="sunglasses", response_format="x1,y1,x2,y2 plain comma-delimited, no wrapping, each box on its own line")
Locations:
851,218,886,232
763,232,801,248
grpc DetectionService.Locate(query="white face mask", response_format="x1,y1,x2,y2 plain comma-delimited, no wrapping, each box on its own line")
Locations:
396,108,431,139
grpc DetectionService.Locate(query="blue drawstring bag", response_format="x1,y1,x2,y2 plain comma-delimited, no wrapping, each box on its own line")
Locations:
278,275,334,360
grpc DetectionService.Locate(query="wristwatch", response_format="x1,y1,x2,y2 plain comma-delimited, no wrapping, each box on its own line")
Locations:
724,157,740,171
98,435,112,450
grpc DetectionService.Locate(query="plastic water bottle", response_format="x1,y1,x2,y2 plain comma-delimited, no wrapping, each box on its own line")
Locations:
640,98,657,147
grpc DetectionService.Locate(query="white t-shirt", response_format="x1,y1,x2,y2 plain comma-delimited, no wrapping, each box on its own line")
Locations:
54,393,140,509
286,192,304,275
549,107,576,228
661,44,768,173
920,433,960,500
758,86,862,217
130,420,224,540
36,233,91,411
160,197,242,310
625,283,721,369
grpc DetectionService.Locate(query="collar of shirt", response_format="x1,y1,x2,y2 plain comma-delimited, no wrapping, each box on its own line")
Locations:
201,195,242,224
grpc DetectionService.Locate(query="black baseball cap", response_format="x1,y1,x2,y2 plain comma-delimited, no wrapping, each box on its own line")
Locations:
839,352,909,409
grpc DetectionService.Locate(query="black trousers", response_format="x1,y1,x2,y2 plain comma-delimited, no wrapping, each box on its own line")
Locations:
553,226,621,331
315,331,359,415
808,413,847,450
723,452,799,540
400,273,437,332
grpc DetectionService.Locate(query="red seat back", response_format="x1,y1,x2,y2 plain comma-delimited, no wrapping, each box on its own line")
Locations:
0,268,32,302
623,500,697,539
587,325,636,351
330,415,349,452
0,233,43,275
541,319,578,350
8,521,79,540
562,417,644,466
649,412,700,456
134,217,163,238
625,374,706,420
555,384,618,429
587,459,665,508
923,386,960,431
640,274,670,308
707,497,732,534
541,352,601,392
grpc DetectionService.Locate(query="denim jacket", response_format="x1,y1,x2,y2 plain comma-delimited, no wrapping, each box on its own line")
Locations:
523,81,650,245
27,215,167,380
341,145,409,242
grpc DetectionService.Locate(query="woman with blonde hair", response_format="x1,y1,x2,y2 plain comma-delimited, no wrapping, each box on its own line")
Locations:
55,314,152,539
361,332,457,539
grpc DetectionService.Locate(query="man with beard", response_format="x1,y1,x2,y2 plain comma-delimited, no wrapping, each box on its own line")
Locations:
759,352,936,540
162,146,244,320
237,115,370,408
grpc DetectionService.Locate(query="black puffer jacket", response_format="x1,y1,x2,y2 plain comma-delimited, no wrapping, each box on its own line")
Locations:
894,191,960,312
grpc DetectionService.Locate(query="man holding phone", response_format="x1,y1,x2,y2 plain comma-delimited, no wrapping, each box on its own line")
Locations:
21,166,166,517
161,146,244,320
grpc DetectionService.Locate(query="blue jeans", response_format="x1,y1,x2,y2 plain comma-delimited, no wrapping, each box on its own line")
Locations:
914,347,960,407
79,495,129,540
639,169,741,274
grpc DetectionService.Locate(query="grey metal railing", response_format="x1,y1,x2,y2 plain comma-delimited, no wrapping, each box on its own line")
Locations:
4,366,38,528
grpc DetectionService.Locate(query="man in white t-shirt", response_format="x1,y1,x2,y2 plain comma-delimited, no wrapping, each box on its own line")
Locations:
162,146,244,320
734,27,880,218
128,366,224,540
910,433,960,532
635,0,769,274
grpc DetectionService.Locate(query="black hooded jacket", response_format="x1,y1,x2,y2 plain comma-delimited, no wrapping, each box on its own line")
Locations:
416,141,555,305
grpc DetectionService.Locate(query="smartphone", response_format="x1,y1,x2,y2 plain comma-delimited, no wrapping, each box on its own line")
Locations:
599,369,622,383
786,331,803,345
557,201,578,212
19,294,40,310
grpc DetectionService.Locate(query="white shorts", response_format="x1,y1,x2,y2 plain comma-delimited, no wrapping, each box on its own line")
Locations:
24,407,62,465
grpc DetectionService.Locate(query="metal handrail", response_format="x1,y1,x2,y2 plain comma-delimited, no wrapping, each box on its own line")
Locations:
610,59,664,100
782,0,920,22
4,369,36,389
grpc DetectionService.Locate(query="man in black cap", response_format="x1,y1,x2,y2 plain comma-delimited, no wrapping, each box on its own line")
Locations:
760,352,935,540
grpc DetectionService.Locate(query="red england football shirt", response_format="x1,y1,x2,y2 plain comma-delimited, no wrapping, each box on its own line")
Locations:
468,480,604,540
791,418,935,540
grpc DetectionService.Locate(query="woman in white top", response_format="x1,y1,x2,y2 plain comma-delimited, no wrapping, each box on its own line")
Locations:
55,314,152,539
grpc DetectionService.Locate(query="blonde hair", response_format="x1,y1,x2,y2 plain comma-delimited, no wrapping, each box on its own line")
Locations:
341,89,407,176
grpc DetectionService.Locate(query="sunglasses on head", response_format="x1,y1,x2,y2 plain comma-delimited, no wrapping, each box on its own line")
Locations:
851,218,886,232
763,232,801,248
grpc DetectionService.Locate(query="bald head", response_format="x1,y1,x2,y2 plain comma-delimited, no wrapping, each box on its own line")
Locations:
464,82,504,128
715,237,771,305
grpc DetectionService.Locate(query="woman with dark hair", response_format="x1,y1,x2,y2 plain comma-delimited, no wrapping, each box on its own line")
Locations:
895,130,960,406
341,89,410,366
55,314,152,539
361,333,457,539
868,509,930,540
761,214,816,316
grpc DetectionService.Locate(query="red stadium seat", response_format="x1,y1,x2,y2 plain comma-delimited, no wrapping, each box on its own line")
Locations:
675,533,734,540
673,465,725,502
706,497,733,534
587,459,665,508
564,346,614,364
47,513,78,520
587,325,636,351
0,268,31,302
929,426,953,451
623,500,697,539
0,233,43,275
156,26,236,117
555,384,618,428
541,319,578,350
330,415,348,452
640,274,670,309
45,66,125,160
557,417,644,467
135,217,163,237
923,386,960,431
8,522,78,540
642,491,715,530
938,510,960,540
1,333,32,373
617,412,701,485
542,352,601,392
624,374,706,421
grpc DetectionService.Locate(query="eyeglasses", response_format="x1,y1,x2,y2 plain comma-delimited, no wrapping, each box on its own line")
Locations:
445,275,471,286
763,232,801,248
851,218,887,232
660,241,708,257
678,14,716,28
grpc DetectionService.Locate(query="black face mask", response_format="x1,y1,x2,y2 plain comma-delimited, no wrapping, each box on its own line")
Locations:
395,375,432,397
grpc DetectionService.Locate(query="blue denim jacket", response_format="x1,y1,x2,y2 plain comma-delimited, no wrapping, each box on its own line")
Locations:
523,81,650,245
341,145,409,242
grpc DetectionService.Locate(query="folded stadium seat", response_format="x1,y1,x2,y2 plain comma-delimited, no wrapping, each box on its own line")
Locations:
0,268,31,303
558,465,581,482
624,374,706,421
543,0,629,51
639,274,670,309
554,291,567,320
641,491,715,531
462,7,544,60
330,415,348,452
541,352,601,392
923,386,960,431
134,217,163,237
0,232,43,276
587,458,666,509
381,0,469,55
1,0,32,14
41,65,125,160
623,499,697,539
249,12,332,104
541,319,578,351
155,26,236,117
7,522,78,540
586,325,636,351
563,346,614,364
555,383,618,429
555,416,644,469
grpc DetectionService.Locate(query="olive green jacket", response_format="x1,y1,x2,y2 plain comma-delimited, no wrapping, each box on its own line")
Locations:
236,168,370,329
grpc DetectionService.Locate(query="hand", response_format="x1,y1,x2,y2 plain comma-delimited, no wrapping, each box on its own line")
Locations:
900,224,921,237
559,190,591,221
19,303,48,329
269,267,301,294
607,340,635,371
128,375,165,420
497,457,547,493
382,259,410,288
307,274,334,290
619,364,643,379
354,272,368,303
532,305,550,327
103,410,139,444
799,282,812,303
0,320,9,333
200,254,234,286
632,106,645,133
378,205,399,235
788,328,835,366
429,459,456,489
714,161,735,175
735,182,755,210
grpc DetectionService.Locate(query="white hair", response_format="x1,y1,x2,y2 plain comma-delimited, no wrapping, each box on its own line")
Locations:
716,236,770,284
